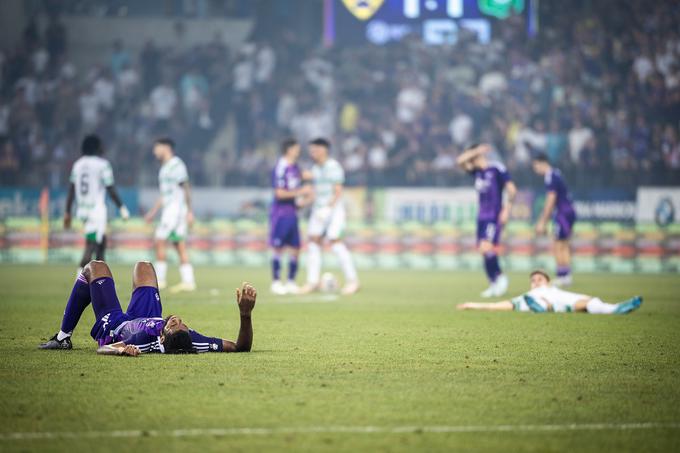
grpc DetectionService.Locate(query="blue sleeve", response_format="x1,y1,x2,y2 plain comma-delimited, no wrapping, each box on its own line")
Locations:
189,329,224,353
125,332,161,354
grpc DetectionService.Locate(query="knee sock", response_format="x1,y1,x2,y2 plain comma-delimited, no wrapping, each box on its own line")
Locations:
89,277,122,320
180,263,195,285
272,255,281,281
288,257,298,282
557,265,571,278
586,297,617,314
59,273,91,338
483,252,501,283
306,242,322,285
156,261,167,284
332,242,358,283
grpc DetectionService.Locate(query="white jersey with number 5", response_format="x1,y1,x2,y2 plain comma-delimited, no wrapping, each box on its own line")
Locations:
311,158,344,209
159,156,189,208
70,156,114,219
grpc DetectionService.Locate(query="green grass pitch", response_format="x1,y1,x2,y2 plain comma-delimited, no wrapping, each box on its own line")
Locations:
1,264,679,452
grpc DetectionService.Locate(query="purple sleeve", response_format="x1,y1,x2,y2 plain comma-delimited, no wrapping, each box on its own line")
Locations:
498,167,511,185
125,332,161,353
189,329,224,353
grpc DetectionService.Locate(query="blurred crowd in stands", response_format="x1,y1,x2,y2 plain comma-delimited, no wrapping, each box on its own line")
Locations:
1,0,679,190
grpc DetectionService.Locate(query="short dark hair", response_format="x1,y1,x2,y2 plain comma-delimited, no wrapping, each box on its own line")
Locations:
281,138,298,155
163,330,196,354
81,135,103,156
155,137,176,151
532,152,550,163
530,269,551,282
309,137,331,149
464,142,480,152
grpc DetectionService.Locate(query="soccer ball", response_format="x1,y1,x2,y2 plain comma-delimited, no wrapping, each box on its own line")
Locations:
320,272,339,293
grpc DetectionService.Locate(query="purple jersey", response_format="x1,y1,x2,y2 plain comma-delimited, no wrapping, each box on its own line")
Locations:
472,163,511,221
271,158,302,217
544,168,575,216
113,318,223,353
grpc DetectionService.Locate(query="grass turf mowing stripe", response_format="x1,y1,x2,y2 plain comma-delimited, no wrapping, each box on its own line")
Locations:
2,422,680,441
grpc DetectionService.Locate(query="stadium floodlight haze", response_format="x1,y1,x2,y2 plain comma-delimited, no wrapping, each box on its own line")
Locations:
0,1,679,452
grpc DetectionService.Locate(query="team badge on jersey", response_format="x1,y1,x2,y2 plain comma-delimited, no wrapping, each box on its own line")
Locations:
342,0,384,20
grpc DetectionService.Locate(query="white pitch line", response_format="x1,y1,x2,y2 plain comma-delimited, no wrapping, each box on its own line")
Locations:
2,422,679,441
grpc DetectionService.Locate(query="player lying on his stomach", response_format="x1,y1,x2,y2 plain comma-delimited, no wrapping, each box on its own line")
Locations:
38,260,255,356
457,270,642,314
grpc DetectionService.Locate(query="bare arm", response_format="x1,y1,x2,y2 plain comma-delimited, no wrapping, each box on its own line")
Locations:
499,181,517,225
64,183,75,229
96,342,141,356
456,300,514,311
144,198,163,223
456,144,490,168
221,282,256,353
181,181,194,225
106,186,124,209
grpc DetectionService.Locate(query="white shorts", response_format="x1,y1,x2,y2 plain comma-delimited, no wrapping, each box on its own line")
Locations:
78,205,107,244
514,286,589,313
308,204,346,241
155,204,188,242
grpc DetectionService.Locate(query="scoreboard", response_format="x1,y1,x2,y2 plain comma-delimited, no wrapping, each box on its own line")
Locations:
324,0,536,46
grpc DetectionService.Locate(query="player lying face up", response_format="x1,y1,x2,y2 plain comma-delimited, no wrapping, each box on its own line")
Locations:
456,270,642,314
38,260,256,356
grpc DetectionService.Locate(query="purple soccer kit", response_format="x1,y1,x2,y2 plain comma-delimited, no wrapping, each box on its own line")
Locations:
269,157,302,282
61,275,223,353
471,162,511,283
544,168,576,240
545,168,577,278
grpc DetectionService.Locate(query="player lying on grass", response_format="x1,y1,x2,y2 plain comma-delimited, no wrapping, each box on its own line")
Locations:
38,260,255,356
457,270,642,314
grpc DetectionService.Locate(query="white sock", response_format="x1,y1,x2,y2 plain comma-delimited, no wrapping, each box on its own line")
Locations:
586,297,617,314
306,242,322,285
57,330,71,341
180,263,195,285
156,261,167,283
332,242,358,283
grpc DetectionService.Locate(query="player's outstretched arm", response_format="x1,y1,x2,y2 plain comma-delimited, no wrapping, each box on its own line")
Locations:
222,282,256,353
456,300,514,311
96,342,141,357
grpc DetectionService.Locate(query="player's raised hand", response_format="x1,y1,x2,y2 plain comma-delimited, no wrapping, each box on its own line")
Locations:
63,212,72,230
236,282,257,316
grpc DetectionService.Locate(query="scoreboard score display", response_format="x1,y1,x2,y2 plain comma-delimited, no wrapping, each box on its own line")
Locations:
324,0,536,46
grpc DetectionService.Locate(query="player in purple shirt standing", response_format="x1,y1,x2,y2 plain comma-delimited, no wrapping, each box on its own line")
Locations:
269,139,308,295
457,143,517,297
38,260,256,356
532,153,577,286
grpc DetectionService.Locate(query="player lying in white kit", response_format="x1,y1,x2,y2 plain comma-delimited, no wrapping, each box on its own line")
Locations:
457,270,642,314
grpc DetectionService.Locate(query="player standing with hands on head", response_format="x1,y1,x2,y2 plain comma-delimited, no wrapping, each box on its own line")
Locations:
299,138,360,296
270,139,309,295
144,138,196,293
64,134,130,273
532,153,577,286
457,143,517,297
